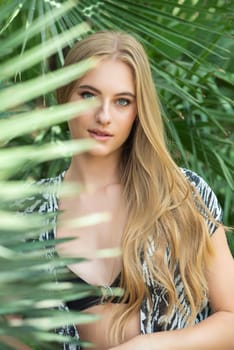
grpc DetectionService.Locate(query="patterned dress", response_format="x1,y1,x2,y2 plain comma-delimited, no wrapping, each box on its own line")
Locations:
19,168,223,350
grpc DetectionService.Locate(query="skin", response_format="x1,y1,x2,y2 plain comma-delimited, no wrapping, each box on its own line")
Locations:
57,58,234,349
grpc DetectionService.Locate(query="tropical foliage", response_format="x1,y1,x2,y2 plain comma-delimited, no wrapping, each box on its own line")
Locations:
0,0,233,349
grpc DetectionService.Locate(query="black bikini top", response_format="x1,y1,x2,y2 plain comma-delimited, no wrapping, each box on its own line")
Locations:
65,272,122,312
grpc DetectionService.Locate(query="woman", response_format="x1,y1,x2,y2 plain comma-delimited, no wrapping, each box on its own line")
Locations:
27,31,234,349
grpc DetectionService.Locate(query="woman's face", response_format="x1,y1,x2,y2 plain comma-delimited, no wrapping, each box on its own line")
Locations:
68,58,137,158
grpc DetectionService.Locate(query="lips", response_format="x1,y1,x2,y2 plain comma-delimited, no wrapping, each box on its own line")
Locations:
88,129,113,137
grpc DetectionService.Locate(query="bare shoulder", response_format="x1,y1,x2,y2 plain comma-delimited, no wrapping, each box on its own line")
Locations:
206,226,234,313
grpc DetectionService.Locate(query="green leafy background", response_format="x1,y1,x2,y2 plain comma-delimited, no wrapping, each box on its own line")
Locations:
0,1,233,349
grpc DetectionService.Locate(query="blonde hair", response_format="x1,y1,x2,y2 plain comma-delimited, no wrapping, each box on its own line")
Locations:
57,31,217,344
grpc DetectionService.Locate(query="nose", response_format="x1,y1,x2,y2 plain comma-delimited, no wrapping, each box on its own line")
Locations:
95,100,111,125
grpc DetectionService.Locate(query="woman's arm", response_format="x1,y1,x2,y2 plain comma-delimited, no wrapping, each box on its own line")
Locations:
109,226,234,350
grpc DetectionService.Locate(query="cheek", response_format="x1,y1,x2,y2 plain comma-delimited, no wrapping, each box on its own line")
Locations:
68,117,85,136
69,111,91,129
124,110,137,132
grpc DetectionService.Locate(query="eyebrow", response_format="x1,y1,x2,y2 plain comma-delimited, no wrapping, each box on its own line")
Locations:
78,85,135,98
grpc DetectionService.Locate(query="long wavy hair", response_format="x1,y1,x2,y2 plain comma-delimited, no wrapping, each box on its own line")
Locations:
57,31,218,344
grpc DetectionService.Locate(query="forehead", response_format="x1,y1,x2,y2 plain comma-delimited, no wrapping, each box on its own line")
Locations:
78,58,135,93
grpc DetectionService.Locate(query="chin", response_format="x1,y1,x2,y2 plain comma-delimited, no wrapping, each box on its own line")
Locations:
86,146,120,159
86,148,110,157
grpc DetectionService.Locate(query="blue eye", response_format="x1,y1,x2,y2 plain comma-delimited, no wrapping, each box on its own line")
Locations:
80,91,95,99
117,98,130,106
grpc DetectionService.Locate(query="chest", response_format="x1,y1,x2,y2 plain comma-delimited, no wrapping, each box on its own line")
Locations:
56,189,127,286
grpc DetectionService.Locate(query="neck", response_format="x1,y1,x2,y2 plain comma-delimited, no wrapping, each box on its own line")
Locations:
65,153,121,192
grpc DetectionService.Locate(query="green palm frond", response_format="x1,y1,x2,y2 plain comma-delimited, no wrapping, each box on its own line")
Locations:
0,1,233,348
0,3,121,349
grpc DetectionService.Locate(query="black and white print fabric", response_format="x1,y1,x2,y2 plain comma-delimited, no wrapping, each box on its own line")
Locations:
18,168,223,349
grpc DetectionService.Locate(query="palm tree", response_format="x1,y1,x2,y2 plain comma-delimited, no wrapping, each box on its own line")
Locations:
0,1,233,349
